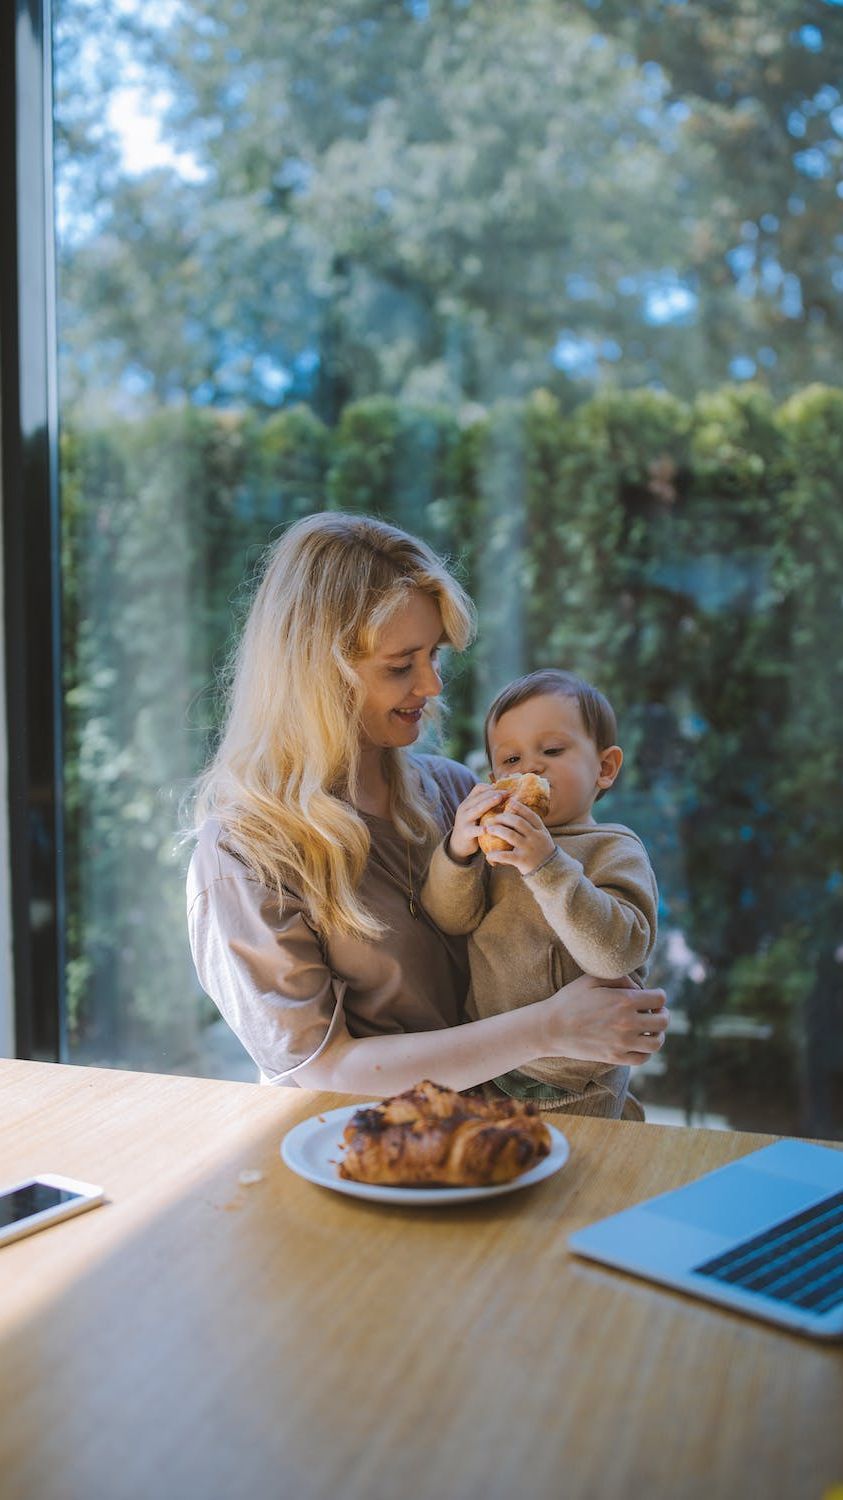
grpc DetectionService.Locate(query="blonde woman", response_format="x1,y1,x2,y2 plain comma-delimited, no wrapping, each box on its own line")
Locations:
187,512,668,1099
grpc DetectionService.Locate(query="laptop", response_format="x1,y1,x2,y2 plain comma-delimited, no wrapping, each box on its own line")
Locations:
568,1138,843,1339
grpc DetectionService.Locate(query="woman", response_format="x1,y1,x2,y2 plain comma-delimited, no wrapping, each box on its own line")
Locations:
187,512,668,1104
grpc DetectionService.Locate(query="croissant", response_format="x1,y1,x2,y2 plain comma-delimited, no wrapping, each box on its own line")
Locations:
338,1079,552,1187
478,772,551,854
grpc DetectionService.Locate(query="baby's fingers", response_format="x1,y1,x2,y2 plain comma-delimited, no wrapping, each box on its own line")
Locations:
483,810,534,840
463,785,506,815
506,798,544,829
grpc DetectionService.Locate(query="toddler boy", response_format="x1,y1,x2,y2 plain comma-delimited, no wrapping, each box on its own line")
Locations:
421,669,658,1117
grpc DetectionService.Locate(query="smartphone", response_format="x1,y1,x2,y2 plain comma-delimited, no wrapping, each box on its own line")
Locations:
0,1173,105,1247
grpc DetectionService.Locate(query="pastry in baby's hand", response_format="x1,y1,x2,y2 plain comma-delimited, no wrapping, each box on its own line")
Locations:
338,1079,552,1187
478,772,551,854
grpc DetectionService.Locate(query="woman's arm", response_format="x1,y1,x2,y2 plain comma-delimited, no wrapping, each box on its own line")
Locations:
293,974,668,1096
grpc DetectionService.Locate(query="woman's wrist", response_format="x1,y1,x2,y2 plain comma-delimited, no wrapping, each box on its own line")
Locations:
532,990,565,1060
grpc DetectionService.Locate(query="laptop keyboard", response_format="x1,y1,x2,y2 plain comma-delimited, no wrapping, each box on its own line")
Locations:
694,1189,843,1314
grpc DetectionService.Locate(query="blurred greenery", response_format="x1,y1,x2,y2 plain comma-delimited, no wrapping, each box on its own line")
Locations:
61,387,843,1133
51,0,843,1128
54,0,843,413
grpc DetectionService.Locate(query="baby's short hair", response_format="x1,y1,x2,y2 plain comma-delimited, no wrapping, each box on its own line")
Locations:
484,669,618,798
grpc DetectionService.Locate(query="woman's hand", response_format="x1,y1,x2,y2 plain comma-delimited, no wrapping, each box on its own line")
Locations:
482,798,556,876
448,783,509,861
540,974,669,1066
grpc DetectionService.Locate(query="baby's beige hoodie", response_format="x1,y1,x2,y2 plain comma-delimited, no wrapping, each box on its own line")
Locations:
421,821,658,1115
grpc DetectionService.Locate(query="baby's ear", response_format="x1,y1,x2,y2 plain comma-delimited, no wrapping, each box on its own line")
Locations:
597,745,623,789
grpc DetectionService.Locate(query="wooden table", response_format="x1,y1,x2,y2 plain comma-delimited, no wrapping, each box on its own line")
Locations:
1,1060,841,1500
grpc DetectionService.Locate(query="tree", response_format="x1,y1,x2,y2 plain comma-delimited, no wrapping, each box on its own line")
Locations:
54,0,843,414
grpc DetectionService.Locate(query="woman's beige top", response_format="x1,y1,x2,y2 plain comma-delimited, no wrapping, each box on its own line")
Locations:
186,755,475,1084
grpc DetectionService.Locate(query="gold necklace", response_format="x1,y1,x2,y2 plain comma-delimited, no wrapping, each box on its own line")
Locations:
406,838,418,918
368,834,420,918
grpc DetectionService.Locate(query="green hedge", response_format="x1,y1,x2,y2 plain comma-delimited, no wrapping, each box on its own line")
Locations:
61,385,843,1133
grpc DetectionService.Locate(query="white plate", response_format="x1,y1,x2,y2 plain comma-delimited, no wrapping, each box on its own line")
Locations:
280,1103,570,1206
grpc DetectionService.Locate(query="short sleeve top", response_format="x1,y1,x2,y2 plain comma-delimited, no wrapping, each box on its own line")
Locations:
186,755,476,1084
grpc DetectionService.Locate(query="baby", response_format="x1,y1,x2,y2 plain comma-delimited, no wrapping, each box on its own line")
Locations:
421,669,658,1117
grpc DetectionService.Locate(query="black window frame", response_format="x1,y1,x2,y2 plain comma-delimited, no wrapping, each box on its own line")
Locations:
1,0,65,1061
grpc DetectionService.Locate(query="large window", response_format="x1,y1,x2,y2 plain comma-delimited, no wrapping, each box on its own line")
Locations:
39,0,843,1133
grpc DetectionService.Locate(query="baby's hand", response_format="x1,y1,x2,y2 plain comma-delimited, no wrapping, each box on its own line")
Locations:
448,784,508,862
482,799,556,877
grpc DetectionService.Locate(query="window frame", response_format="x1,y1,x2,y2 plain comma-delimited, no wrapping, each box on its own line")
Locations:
1,0,65,1061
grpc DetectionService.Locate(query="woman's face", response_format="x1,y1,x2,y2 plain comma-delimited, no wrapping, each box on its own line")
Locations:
356,591,445,750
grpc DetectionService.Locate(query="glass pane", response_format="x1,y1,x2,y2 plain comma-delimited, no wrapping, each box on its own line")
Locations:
53,0,843,1134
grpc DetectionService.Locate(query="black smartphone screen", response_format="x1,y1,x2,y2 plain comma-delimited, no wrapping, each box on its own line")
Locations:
0,1183,82,1228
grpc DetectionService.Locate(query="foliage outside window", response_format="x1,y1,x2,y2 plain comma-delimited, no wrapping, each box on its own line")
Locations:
54,0,843,1135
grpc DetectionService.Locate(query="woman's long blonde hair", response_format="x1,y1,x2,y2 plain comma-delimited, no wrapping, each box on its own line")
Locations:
192,512,475,940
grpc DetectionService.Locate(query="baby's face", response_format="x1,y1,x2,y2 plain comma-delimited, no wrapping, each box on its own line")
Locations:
488,692,615,827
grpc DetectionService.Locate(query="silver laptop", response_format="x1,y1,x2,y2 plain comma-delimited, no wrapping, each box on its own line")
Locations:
569,1138,843,1339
